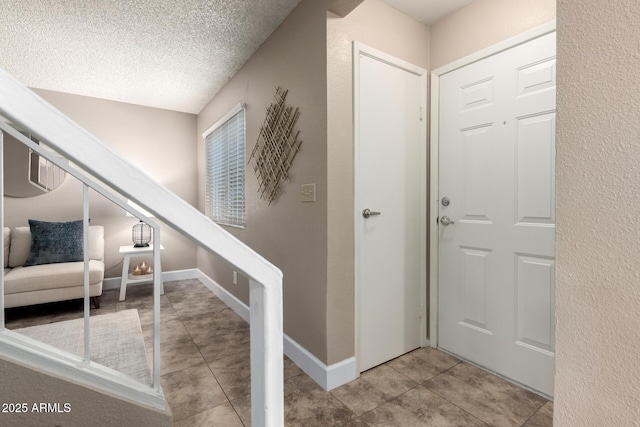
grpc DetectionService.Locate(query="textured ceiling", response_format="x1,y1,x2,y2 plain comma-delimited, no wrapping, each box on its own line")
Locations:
0,0,472,114
0,0,301,113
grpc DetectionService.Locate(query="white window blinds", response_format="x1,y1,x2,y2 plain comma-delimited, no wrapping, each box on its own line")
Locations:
203,103,246,228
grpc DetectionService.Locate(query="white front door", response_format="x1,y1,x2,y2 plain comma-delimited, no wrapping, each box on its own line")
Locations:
355,44,426,372
438,32,556,395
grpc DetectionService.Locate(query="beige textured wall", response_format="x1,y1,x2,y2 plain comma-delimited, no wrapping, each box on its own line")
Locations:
4,89,198,277
0,356,172,426
326,0,429,364
197,0,332,361
555,0,640,424
430,0,556,70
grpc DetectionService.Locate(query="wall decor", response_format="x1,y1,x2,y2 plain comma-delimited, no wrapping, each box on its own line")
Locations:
249,86,302,204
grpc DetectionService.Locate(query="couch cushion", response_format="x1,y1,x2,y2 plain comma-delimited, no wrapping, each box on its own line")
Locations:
3,227,9,268
25,220,84,266
8,226,31,267
88,225,105,262
4,260,105,294
4,283,103,308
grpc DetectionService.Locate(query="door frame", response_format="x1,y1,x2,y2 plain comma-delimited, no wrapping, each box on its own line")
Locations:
353,41,428,372
429,20,557,347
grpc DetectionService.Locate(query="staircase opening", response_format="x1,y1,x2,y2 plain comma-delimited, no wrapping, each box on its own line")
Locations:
0,69,284,425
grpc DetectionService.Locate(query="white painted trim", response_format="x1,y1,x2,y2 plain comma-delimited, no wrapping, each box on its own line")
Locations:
353,42,429,370
151,227,162,389
0,329,166,410
325,356,358,390
428,20,557,348
283,336,357,391
201,102,245,139
0,130,4,330
83,185,91,363
431,20,557,76
197,269,357,390
429,70,440,348
355,42,428,75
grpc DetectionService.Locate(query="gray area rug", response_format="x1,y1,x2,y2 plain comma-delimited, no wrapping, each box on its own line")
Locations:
15,309,151,385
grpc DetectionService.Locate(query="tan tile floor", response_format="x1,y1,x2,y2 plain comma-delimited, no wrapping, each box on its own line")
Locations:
5,279,553,426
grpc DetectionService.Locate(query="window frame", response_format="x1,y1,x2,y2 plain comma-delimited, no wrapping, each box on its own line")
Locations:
202,103,246,228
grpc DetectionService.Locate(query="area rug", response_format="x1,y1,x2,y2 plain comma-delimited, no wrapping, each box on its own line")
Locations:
14,309,151,386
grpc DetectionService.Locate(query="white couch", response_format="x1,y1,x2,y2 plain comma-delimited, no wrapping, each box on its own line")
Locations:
3,225,105,309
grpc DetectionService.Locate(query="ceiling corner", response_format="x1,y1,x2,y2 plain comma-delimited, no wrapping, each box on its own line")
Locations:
328,0,365,18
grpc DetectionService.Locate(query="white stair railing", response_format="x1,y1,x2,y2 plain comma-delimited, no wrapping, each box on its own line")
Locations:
0,120,166,386
0,69,284,426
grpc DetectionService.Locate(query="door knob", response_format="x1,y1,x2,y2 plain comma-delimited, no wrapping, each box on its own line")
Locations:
440,215,455,226
362,208,381,219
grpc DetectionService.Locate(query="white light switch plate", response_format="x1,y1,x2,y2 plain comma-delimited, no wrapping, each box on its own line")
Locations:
301,183,316,202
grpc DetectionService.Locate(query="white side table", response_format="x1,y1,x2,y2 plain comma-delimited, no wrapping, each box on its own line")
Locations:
119,244,164,301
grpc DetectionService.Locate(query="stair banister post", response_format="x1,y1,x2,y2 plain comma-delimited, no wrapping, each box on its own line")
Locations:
0,129,4,330
249,277,284,426
82,184,90,363
152,226,161,389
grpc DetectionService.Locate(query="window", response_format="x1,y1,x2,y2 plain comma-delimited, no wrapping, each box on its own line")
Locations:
203,103,246,228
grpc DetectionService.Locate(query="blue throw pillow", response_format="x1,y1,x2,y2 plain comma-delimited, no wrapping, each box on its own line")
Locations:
24,220,84,266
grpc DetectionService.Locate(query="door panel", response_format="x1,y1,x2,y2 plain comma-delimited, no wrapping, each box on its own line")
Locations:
515,254,555,353
356,49,425,372
438,32,556,396
516,113,555,224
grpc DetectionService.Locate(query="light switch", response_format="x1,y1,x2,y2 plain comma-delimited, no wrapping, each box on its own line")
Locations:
301,183,316,202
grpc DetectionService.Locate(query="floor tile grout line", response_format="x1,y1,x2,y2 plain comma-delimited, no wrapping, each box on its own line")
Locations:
420,363,528,427
426,361,549,427
384,354,462,385
163,285,230,413
329,364,422,420
228,397,249,427
417,382,494,427
356,381,490,427
335,411,360,427
518,401,549,427
163,285,246,425
352,382,424,421
318,388,359,423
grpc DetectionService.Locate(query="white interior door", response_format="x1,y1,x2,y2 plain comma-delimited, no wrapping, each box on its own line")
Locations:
355,44,426,372
438,32,556,396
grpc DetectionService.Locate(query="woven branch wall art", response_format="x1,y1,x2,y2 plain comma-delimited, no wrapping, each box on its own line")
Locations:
249,87,302,204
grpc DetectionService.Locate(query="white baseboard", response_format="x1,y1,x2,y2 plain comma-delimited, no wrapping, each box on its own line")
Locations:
196,270,250,323
196,269,357,390
283,336,357,391
104,268,358,389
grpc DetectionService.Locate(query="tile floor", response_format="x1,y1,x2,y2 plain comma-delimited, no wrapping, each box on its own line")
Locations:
5,279,553,426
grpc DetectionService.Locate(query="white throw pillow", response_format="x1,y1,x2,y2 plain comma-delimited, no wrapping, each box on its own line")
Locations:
3,227,10,268
8,226,31,268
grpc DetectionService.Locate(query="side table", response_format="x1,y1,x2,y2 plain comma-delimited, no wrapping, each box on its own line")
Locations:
119,244,165,301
